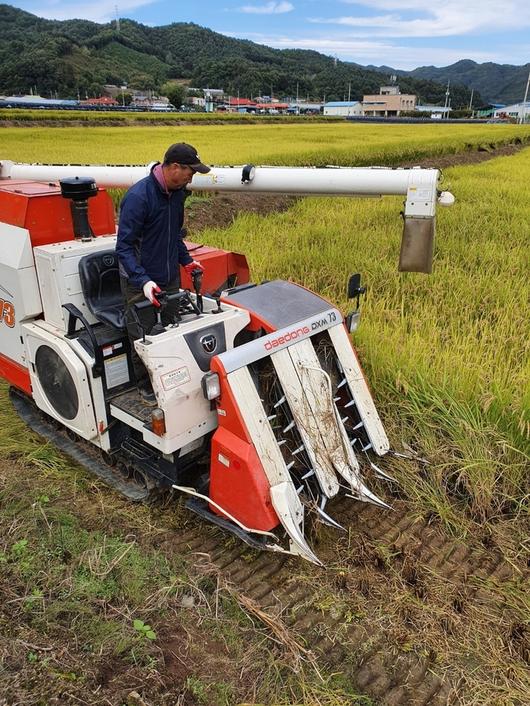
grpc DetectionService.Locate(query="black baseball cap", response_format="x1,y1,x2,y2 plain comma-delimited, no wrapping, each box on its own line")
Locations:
163,143,210,173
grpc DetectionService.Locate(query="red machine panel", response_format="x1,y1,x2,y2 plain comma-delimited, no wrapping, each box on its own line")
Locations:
0,353,32,395
0,179,115,246
208,357,279,531
180,243,249,295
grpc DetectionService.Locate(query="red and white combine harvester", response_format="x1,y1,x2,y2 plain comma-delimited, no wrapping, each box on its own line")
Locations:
0,159,454,564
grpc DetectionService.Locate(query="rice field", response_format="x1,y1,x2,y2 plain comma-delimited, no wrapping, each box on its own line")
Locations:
1,123,529,704
0,108,342,124
199,148,530,526
2,121,529,168
2,122,527,525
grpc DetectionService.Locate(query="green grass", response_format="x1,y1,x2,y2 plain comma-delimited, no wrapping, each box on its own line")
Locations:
1,122,529,168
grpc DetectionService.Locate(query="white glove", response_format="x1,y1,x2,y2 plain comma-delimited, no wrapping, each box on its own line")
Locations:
142,280,161,307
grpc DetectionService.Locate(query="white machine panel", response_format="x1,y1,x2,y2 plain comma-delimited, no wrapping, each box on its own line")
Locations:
0,222,43,366
133,301,250,453
33,235,117,332
22,321,98,441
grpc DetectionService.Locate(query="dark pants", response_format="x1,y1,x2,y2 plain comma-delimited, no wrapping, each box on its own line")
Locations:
120,276,181,390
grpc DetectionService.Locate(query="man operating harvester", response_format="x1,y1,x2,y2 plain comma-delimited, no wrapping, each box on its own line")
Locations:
116,142,210,405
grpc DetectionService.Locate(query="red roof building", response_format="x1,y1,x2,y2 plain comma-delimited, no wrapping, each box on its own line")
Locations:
255,103,289,112
81,96,119,106
218,97,257,112
226,97,257,107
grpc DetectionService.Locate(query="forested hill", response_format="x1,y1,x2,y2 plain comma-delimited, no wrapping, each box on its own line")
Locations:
0,3,477,107
369,60,529,105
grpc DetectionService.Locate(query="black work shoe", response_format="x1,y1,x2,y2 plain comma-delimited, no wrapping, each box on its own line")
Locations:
138,386,157,406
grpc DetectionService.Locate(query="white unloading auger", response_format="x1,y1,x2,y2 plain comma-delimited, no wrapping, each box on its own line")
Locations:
0,160,454,273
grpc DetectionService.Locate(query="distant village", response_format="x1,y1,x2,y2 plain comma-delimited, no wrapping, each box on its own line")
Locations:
1,83,527,122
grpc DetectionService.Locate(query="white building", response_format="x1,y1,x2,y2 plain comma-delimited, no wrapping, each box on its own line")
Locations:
323,101,363,116
416,105,452,119
494,102,529,122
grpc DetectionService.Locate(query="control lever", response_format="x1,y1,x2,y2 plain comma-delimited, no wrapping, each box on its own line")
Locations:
212,296,223,314
133,289,168,336
191,268,203,313
151,290,168,335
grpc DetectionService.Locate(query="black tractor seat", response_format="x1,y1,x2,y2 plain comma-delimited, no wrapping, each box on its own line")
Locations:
78,249,125,330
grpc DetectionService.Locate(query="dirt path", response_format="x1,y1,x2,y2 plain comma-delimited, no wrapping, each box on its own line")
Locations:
1,443,526,705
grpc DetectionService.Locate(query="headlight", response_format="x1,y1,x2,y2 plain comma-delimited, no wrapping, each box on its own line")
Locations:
346,311,361,333
202,372,221,401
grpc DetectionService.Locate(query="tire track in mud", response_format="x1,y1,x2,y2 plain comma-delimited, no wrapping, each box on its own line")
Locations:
167,499,524,706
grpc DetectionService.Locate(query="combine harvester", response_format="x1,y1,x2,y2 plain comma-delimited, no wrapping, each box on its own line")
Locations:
0,159,454,564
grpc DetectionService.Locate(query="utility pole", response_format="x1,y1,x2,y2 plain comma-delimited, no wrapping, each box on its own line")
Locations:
348,82,351,101
444,80,450,119
468,88,474,111
296,81,299,113
115,5,120,32
520,70,530,124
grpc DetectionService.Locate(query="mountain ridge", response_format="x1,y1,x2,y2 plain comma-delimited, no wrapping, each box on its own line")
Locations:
368,59,529,104
0,4,525,106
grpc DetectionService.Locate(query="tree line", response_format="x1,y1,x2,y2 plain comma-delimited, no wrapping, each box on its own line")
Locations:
0,4,481,108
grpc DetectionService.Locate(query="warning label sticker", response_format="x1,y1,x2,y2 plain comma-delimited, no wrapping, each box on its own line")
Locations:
104,354,130,388
161,366,191,391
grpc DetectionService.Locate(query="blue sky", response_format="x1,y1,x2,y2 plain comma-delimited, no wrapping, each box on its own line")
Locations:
9,1,530,69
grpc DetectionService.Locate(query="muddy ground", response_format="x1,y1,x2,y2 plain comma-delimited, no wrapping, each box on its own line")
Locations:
0,141,528,706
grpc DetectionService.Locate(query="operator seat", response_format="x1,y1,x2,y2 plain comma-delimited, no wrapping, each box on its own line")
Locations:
78,250,125,330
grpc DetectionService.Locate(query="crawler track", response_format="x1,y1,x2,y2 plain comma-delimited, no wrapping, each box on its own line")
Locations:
161,497,524,705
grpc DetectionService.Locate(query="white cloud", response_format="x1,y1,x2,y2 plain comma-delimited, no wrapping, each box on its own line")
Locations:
223,30,517,69
27,0,157,23
238,2,294,15
319,1,530,38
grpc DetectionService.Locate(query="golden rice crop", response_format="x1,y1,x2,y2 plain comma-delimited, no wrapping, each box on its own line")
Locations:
2,122,529,168
1,124,528,526
198,147,530,524
0,108,342,124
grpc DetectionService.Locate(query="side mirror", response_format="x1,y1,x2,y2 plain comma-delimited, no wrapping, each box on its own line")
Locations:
347,273,366,301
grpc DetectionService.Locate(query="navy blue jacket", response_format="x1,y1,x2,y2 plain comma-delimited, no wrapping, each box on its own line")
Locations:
116,166,193,289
